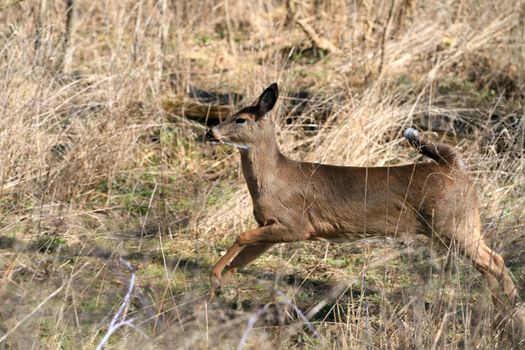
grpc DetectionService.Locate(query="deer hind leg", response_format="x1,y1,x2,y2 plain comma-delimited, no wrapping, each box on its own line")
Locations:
221,243,274,284
210,243,274,290
463,239,518,310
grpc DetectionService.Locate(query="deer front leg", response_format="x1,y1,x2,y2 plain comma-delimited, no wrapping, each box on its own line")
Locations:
221,243,274,284
209,241,242,301
209,224,306,301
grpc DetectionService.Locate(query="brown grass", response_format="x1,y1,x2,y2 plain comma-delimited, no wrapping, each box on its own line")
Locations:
0,0,524,349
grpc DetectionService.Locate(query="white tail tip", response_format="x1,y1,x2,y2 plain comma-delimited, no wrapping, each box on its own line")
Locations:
403,128,419,140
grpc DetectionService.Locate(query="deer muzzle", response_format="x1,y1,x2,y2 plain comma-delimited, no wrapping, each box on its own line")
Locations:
205,128,221,143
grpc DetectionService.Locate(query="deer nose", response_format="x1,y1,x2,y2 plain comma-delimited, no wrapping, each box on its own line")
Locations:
205,128,215,140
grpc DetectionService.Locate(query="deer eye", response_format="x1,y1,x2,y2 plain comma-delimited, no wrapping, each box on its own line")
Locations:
235,117,247,125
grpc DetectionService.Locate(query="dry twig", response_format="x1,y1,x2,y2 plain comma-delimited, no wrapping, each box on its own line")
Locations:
95,259,147,350
296,18,341,54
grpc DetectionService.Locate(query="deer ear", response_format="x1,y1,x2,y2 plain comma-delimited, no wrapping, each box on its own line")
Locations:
256,83,278,118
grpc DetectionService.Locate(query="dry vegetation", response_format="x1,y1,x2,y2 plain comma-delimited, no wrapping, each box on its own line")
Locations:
0,0,524,348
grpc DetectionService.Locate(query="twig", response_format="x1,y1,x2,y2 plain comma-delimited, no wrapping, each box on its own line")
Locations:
296,18,341,54
95,259,145,350
0,284,64,343
305,252,402,321
237,289,321,350
237,304,271,350
62,0,75,72
432,311,451,350
364,281,371,350
224,0,237,55
378,0,396,76
275,290,320,338
34,0,47,50
0,0,25,11
305,281,349,320
0,261,91,343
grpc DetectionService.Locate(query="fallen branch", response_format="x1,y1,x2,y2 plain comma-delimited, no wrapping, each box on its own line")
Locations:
162,97,233,124
296,18,341,54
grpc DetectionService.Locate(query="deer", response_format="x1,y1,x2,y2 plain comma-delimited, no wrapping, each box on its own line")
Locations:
204,82,520,318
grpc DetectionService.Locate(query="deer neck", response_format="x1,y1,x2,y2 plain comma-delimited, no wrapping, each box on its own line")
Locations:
240,130,283,198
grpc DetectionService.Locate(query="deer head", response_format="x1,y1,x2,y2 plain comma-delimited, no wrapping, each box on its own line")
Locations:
205,83,279,151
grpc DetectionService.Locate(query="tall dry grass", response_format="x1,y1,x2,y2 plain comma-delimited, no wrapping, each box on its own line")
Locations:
0,0,524,349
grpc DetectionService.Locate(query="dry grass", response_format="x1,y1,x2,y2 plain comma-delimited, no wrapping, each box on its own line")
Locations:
0,0,524,349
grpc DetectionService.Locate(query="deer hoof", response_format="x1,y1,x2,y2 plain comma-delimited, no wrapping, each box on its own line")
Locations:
209,272,226,302
220,268,237,285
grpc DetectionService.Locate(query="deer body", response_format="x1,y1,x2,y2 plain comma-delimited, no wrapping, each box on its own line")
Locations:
205,83,519,316
236,120,470,244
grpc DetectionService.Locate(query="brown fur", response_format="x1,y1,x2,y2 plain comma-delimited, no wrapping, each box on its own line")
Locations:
205,83,519,314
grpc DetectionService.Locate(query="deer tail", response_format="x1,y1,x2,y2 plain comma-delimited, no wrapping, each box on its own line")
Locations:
403,128,465,170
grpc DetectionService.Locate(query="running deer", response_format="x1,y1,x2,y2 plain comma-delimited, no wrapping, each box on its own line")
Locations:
205,82,519,313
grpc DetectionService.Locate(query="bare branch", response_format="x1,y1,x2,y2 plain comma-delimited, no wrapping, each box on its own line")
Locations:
296,18,341,54
95,259,146,350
